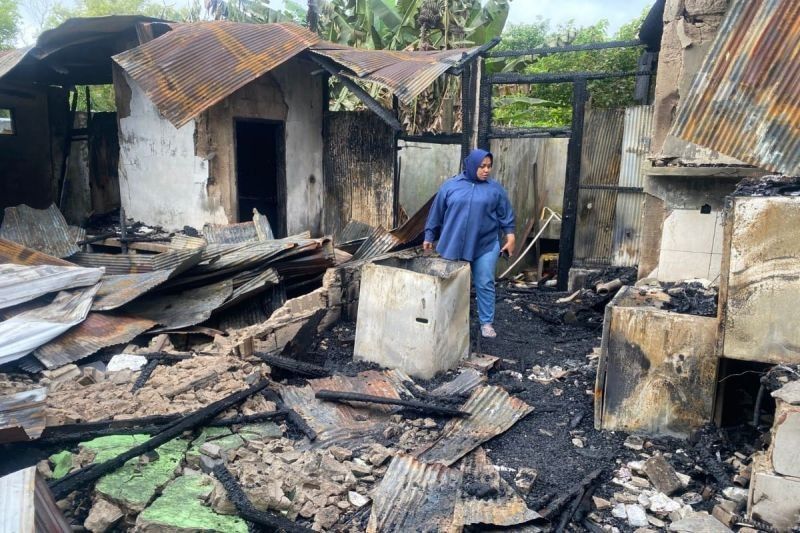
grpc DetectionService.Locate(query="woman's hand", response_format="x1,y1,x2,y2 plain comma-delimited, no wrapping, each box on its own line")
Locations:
500,234,516,257
423,241,434,254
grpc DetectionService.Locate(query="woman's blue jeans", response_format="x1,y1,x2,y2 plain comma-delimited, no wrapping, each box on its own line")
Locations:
470,241,500,325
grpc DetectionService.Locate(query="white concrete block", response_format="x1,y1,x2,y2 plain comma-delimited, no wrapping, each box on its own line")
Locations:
772,407,800,478
354,257,470,379
749,470,800,531
657,250,712,282
661,209,718,253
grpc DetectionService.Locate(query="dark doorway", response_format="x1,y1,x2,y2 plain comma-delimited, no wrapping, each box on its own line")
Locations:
235,119,286,237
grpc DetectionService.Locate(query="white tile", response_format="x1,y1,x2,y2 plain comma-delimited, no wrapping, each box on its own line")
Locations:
657,250,713,282
711,213,725,255
660,209,718,254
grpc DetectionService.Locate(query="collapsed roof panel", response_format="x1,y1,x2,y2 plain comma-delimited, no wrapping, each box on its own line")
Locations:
670,0,800,175
0,238,73,267
0,388,47,444
0,264,104,311
0,204,81,259
112,22,321,128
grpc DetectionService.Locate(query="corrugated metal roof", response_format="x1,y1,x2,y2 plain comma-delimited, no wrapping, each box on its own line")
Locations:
670,0,800,175
0,264,104,310
336,220,374,246
351,226,401,261
0,388,46,444
219,267,280,310
0,47,30,79
311,47,473,104
612,105,653,268
113,21,321,128
124,278,232,331
367,453,462,533
0,238,73,267
91,269,175,311
70,247,204,275
203,211,273,243
0,286,97,365
0,204,80,258
280,369,412,445
33,312,155,369
0,467,71,533
414,385,533,466
431,368,486,397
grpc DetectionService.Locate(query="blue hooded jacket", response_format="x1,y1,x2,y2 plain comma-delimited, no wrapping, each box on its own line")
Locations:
424,149,515,261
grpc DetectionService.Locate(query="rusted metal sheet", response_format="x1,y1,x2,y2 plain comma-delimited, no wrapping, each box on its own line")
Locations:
0,286,97,365
574,108,625,266
218,267,280,311
0,47,30,79
0,388,46,444
0,238,73,267
203,211,274,244
280,370,411,445
91,269,174,311
458,447,540,527
351,226,400,261
0,264,103,310
124,278,233,331
611,105,653,267
0,204,80,258
33,313,155,369
671,0,800,175
414,385,533,466
70,247,204,276
0,467,71,533
721,196,800,364
194,241,292,275
367,453,462,533
391,194,434,244
323,112,395,238
595,286,718,437
113,22,321,128
431,368,486,397
336,220,374,248
312,47,473,104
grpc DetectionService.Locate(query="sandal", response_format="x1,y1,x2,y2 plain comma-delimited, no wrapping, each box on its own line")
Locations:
480,324,497,338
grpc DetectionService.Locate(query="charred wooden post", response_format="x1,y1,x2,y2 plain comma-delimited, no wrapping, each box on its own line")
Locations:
50,380,270,500
315,390,471,417
264,389,317,442
254,352,328,378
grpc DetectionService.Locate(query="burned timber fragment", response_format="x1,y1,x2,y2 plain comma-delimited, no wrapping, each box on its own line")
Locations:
315,389,471,418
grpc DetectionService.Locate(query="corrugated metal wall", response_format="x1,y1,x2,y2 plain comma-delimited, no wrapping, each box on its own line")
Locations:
611,105,653,267
322,112,395,237
574,108,625,266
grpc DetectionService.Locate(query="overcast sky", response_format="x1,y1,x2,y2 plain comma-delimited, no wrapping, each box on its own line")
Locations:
507,0,654,34
19,0,656,45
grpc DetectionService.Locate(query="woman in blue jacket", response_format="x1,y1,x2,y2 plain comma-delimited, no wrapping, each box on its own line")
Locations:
423,149,516,338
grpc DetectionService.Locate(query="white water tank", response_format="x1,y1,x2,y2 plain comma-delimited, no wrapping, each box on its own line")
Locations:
354,256,470,379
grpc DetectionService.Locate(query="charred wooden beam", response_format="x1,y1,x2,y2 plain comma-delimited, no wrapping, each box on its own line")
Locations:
254,352,328,378
264,389,317,442
540,468,603,521
213,463,313,533
487,39,642,59
315,390,471,417
49,380,270,500
130,358,160,392
279,308,327,360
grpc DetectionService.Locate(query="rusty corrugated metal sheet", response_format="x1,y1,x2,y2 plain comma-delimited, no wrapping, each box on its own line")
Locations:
574,108,625,266
0,204,80,258
219,267,280,310
203,212,273,243
0,467,71,533
312,46,474,104
336,220,374,247
280,370,412,445
70,247,204,275
367,453,462,533
414,385,533,466
612,105,653,268
0,239,73,267
0,48,30,79
671,0,800,175
0,264,103,310
0,388,46,444
33,313,155,369
113,22,321,128
124,278,232,331
91,269,174,311
351,226,400,261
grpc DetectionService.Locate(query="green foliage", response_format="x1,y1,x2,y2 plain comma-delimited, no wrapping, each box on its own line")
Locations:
0,0,20,49
48,0,187,26
492,8,650,129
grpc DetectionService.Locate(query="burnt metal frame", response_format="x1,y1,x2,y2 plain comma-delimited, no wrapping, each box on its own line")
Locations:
475,40,652,290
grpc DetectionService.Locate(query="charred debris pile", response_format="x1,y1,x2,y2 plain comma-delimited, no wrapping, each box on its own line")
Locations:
0,201,795,533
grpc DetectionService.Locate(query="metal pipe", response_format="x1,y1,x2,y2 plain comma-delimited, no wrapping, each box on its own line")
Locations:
499,210,561,279
595,278,622,295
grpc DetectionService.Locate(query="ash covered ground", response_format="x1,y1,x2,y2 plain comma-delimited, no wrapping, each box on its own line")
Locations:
310,281,750,531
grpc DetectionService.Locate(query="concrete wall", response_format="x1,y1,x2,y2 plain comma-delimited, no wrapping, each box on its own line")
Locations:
0,83,64,213
115,57,324,234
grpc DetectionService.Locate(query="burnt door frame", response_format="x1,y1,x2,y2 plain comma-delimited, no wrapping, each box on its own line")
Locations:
233,117,287,237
